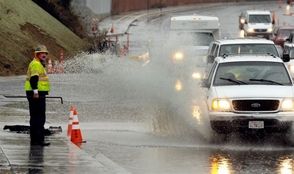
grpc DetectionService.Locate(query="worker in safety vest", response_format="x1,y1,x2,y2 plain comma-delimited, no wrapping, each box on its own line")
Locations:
24,45,50,146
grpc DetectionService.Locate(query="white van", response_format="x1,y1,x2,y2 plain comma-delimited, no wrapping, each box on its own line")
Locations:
169,15,220,64
239,10,275,39
167,15,220,89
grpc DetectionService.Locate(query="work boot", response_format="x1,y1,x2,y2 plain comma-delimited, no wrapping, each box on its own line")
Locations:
39,142,50,146
31,141,50,146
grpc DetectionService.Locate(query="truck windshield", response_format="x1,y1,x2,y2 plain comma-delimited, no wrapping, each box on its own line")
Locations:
278,29,293,37
219,44,279,57
213,61,292,86
249,14,271,23
170,32,214,46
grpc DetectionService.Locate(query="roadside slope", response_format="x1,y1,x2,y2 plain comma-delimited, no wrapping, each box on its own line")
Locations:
0,0,89,75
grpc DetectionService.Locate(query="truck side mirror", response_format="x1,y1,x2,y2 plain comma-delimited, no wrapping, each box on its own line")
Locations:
283,54,290,62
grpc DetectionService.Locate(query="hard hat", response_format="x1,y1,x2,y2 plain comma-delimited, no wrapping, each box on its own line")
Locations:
34,45,48,54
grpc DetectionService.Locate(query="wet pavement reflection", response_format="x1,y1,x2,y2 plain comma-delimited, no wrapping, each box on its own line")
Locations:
28,146,44,174
209,148,294,174
2,1,294,173
84,128,294,174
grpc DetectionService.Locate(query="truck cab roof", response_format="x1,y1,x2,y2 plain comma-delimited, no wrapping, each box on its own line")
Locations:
170,14,220,30
215,38,275,45
245,10,272,15
215,55,283,63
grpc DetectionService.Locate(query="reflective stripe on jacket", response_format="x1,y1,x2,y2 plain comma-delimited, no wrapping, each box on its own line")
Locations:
24,58,50,92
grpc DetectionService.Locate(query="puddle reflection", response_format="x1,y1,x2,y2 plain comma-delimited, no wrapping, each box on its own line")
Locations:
192,104,201,124
209,151,294,174
278,157,294,174
210,154,232,174
28,145,44,174
175,80,183,91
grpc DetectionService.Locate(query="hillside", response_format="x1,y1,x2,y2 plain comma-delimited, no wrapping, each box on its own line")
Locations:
0,0,89,75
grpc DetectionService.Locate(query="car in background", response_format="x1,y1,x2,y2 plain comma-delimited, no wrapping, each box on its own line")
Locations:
284,31,294,46
202,55,293,134
239,10,275,39
271,26,294,47
207,38,280,63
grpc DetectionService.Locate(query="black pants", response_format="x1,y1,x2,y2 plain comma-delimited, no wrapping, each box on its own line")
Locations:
26,92,47,143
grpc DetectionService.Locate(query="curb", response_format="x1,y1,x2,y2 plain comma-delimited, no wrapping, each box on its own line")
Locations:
100,0,278,36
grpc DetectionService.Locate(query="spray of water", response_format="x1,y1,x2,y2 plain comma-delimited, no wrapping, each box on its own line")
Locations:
64,51,117,74
56,20,212,142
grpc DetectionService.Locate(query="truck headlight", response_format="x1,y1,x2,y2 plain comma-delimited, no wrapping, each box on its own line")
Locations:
267,27,273,32
247,28,254,33
240,18,245,24
212,99,231,111
281,99,294,111
172,51,184,61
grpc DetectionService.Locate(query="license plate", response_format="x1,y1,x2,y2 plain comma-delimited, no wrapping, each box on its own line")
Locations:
248,121,264,129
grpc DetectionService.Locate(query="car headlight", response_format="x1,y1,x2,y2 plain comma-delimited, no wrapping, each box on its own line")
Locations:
240,18,245,24
281,99,294,111
289,65,294,73
212,99,231,111
192,72,202,79
247,28,254,33
267,27,273,32
172,51,184,61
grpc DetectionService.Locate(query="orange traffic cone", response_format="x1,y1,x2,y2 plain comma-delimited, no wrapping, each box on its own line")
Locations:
67,106,74,137
110,23,115,33
70,108,84,144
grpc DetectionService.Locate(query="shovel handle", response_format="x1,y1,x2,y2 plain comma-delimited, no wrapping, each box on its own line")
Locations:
3,95,63,104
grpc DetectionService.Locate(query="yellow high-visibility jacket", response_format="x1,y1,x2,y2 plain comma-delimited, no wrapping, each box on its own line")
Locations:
24,58,50,92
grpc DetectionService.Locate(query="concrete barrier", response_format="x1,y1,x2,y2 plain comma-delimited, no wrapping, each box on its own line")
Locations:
110,0,274,14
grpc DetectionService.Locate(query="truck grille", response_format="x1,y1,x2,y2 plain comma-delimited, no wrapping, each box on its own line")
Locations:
232,100,279,112
254,29,267,32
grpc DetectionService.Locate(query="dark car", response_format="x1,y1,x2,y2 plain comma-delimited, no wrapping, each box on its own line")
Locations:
271,26,294,47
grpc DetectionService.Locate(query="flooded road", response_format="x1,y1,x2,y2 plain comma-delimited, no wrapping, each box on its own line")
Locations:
2,1,294,173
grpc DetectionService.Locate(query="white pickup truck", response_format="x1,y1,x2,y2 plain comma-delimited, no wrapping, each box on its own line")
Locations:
202,54,294,134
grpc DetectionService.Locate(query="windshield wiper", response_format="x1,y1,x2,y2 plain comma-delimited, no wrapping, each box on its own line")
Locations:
249,78,284,86
220,77,247,85
266,52,277,57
